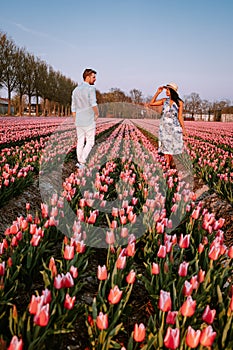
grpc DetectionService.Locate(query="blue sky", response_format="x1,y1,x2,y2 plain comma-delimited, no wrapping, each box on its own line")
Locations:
1,0,233,102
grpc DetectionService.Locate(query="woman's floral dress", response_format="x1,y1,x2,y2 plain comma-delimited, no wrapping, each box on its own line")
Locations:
158,98,183,155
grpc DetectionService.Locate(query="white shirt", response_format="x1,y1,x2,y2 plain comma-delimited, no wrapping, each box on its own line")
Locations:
71,82,97,127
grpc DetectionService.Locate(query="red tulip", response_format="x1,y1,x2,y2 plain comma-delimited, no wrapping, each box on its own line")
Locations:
166,311,178,325
108,285,122,304
228,246,233,258
180,296,196,317
116,255,126,269
96,312,108,330
133,323,146,342
0,261,5,276
64,293,76,310
208,245,221,260
151,262,160,275
70,265,78,278
126,270,136,284
63,272,74,288
48,257,57,277
97,265,108,280
76,240,86,253
190,275,199,290
8,336,23,350
125,242,135,256
191,208,200,220
158,290,172,312
30,234,41,247
178,261,189,277
157,245,167,258
179,234,190,248
64,245,75,260
202,305,216,324
164,327,180,349
200,325,217,347
34,303,49,327
29,295,42,315
198,269,206,283
182,280,193,296
106,230,115,245
185,326,201,348
156,222,164,234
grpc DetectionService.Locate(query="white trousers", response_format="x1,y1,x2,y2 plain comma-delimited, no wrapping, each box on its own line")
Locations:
76,123,96,164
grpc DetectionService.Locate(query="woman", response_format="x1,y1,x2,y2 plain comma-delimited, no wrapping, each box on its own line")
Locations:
149,82,187,167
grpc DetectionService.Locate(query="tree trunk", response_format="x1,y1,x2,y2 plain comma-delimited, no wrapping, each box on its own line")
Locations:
36,94,39,116
7,91,11,116
19,94,23,116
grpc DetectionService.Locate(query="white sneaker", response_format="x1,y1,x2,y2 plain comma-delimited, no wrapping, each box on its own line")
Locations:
76,162,85,169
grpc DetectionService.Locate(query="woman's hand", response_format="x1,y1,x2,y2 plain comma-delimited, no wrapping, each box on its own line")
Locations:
156,86,164,94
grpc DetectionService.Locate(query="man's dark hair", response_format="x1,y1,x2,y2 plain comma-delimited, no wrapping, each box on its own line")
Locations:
83,68,97,80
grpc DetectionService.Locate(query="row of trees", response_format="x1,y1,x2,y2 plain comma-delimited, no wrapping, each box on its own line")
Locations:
0,30,76,116
0,30,232,119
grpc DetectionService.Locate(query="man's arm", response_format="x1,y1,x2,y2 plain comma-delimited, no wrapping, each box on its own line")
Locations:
92,105,99,120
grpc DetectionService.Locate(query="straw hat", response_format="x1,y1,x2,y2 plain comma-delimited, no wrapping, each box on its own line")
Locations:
164,82,178,92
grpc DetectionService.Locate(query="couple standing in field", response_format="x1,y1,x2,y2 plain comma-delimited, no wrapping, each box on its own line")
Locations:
71,68,187,169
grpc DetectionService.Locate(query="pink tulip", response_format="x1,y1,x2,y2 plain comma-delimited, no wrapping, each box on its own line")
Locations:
158,290,172,312
70,265,78,278
208,245,221,260
97,265,108,280
157,245,166,258
30,234,41,247
33,303,49,327
191,208,200,220
166,311,178,325
116,255,126,269
125,242,135,256
229,295,233,311
200,325,217,347
164,327,180,349
63,272,74,288
228,246,233,258
178,261,189,277
106,230,115,245
8,335,23,350
180,296,196,317
64,293,76,310
108,285,122,304
202,305,216,324
133,323,146,342
185,326,201,348
64,245,75,260
126,270,136,284
151,262,160,275
182,280,193,296
42,289,52,304
75,240,86,253
156,222,164,234
96,312,108,330
179,234,190,248
0,261,5,276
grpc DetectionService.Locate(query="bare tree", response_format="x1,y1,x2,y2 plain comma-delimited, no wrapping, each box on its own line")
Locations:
0,33,18,115
129,88,143,104
184,92,202,119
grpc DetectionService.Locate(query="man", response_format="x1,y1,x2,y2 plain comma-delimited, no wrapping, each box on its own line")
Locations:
71,68,99,169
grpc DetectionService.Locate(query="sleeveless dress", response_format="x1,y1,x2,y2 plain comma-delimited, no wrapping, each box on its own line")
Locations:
158,98,183,155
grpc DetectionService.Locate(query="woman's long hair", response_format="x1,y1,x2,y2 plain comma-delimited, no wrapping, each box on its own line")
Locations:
169,88,183,107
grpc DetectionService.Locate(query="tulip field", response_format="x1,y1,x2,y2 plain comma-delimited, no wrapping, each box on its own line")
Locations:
0,116,233,350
